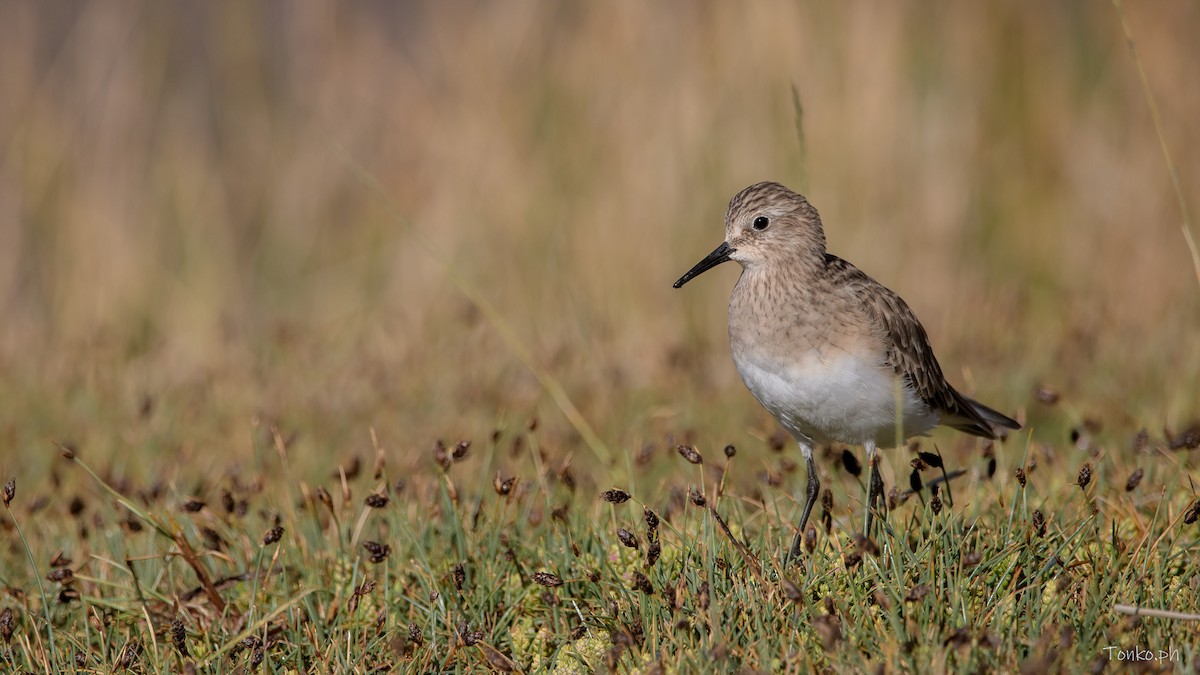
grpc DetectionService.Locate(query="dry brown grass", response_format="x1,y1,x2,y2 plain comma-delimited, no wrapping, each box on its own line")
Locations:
0,1,1197,475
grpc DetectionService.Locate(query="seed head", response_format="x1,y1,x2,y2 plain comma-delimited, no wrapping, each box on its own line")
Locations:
408,622,423,646
314,486,333,510
453,563,465,591
918,451,943,469
1077,463,1092,490
46,568,74,584
452,440,471,462
768,431,787,452
1132,429,1149,453
840,449,862,477
930,490,943,516
171,618,189,657
1032,510,1046,538
723,444,737,458
600,489,630,504
2,478,13,507
631,571,654,595
365,493,389,508
646,539,661,567
617,528,638,550
1183,500,1200,525
688,488,706,507
363,541,391,563
532,571,564,587
854,534,879,556
676,445,703,465
0,607,16,643
433,440,451,470
643,507,659,533
262,526,284,545
1014,468,1027,488
904,584,931,603
1124,468,1144,492
494,473,516,496
1034,386,1060,405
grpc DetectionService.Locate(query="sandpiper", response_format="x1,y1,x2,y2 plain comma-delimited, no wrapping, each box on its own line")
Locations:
673,181,1019,562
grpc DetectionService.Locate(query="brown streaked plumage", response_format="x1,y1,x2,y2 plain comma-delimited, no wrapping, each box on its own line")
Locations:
674,181,1019,563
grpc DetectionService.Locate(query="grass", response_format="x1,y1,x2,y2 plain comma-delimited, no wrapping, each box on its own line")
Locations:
1,411,1198,672
2,1,1200,672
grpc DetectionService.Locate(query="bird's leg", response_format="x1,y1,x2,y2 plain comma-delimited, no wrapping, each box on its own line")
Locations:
786,442,819,565
863,441,886,536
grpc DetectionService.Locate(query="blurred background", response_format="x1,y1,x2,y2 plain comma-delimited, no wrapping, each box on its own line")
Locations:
1,2,1197,479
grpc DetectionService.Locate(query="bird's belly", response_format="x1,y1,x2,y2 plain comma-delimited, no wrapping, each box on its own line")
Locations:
732,349,938,448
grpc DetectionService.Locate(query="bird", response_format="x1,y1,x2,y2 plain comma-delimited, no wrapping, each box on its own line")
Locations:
673,181,1019,563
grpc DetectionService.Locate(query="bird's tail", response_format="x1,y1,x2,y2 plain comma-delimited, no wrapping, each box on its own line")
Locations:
945,396,1020,439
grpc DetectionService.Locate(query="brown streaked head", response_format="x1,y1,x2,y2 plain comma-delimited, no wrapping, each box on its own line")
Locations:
673,182,826,288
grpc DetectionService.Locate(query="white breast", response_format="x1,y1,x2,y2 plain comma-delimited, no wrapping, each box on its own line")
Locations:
731,347,938,448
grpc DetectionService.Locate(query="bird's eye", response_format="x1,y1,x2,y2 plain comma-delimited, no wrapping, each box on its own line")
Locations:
752,216,769,230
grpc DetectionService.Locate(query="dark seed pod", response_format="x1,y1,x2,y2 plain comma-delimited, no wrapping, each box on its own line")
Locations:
314,486,333,510
676,445,703,465
494,474,516,496
46,568,74,584
452,440,472,462
1125,468,1144,492
170,618,188,657
904,584,931,603
782,578,803,603
1183,500,1200,525
220,488,235,514
1132,429,1149,453
453,563,465,591
1034,386,1059,405
930,490,943,516
917,451,943,469
632,571,654,595
854,534,879,556
365,493,389,508
840,449,861,477
600,489,631,504
262,526,284,545
723,445,737,458
643,507,659,533
2,478,14,507
909,468,923,494
617,528,638,550
804,525,817,554
646,539,661,567
1014,468,1027,488
363,541,391,563
433,440,451,470
408,622,423,646
1077,463,1092,490
1032,510,1046,538
688,489,706,507
532,572,563,587
0,607,15,642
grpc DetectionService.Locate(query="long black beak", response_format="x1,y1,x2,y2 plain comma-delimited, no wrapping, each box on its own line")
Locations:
673,241,735,288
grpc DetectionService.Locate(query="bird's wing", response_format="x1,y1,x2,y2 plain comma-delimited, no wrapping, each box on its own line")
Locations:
824,255,1000,438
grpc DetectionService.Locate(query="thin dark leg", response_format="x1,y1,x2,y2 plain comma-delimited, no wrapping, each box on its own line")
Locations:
864,454,886,536
786,452,820,565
